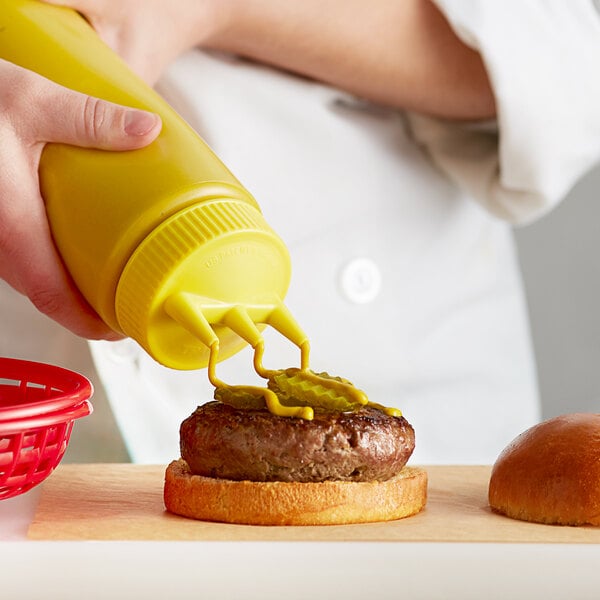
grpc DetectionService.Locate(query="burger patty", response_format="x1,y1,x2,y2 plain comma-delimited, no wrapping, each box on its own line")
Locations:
180,401,415,483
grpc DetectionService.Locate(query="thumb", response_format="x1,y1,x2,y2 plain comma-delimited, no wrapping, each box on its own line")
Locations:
32,77,162,151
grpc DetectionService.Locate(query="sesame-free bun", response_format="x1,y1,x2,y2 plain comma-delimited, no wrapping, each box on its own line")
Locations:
488,413,600,526
164,458,428,526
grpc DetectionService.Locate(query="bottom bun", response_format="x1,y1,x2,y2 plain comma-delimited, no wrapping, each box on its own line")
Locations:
489,413,600,526
164,458,427,526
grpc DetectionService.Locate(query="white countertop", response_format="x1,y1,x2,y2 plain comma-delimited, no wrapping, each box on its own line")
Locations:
2,485,600,600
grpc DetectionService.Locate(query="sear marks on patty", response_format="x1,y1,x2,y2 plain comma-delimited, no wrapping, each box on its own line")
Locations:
180,401,415,483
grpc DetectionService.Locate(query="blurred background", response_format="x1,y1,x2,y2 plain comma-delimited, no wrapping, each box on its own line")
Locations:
516,163,600,419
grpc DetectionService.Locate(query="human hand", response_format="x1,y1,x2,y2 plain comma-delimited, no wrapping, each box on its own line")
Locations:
0,58,161,339
42,0,219,85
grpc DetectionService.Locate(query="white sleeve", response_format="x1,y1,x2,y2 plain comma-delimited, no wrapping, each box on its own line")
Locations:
406,0,600,225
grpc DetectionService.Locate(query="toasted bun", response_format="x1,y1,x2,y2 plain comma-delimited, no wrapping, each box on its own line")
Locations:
489,413,600,526
164,458,427,525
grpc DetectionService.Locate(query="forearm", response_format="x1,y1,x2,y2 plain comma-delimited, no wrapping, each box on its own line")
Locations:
205,0,496,120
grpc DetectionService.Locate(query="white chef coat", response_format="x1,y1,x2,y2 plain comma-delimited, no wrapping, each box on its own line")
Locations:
3,1,600,465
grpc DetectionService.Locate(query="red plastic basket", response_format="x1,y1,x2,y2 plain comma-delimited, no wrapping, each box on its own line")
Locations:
0,357,93,500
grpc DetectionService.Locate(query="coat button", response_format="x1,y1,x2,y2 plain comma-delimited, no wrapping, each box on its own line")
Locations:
339,258,382,304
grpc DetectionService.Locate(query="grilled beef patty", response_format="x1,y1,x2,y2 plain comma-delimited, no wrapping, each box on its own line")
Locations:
180,401,415,483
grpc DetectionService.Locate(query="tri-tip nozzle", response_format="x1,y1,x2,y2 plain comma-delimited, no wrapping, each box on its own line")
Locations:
163,292,310,374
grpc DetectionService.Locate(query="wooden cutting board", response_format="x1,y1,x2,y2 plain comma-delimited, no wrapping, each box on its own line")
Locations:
27,464,600,542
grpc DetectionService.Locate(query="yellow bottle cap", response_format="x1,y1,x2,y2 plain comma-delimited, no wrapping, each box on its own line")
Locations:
115,198,291,369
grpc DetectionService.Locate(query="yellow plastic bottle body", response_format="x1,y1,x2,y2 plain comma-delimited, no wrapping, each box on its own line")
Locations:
0,1,292,369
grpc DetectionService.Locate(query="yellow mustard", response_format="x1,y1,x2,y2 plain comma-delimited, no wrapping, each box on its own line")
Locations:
209,339,402,419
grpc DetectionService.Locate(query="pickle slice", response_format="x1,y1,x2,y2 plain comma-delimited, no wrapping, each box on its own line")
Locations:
215,370,400,419
214,385,313,419
268,368,368,412
214,386,266,410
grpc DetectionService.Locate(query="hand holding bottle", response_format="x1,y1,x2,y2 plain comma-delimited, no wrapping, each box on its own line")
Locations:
0,58,161,338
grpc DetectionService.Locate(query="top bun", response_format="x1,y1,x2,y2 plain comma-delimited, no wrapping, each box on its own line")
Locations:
488,413,600,526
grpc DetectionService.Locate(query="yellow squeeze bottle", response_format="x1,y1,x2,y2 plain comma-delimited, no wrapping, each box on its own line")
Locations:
0,0,307,369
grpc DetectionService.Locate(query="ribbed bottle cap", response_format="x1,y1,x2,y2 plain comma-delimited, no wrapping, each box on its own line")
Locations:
115,198,291,369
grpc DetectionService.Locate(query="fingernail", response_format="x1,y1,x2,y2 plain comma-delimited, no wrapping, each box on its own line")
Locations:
124,110,159,136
